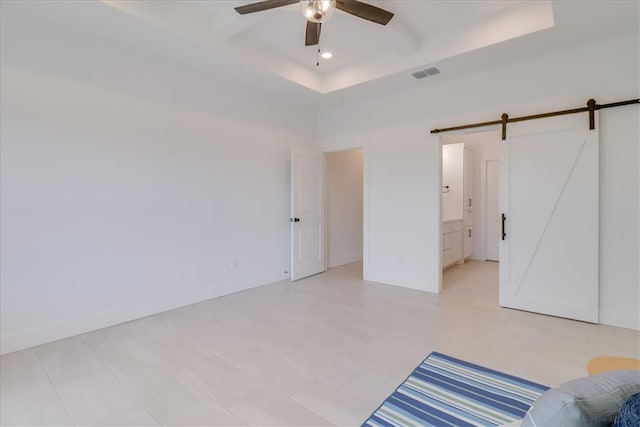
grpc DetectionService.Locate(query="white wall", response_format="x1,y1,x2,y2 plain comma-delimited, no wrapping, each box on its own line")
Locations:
326,149,363,268
441,143,464,222
599,105,640,330
0,13,316,354
363,133,440,291
319,33,640,330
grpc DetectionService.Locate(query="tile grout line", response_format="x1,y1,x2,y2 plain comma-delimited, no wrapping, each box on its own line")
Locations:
205,392,250,427
283,395,338,427
134,402,162,426
288,392,344,426
78,333,162,426
33,348,76,426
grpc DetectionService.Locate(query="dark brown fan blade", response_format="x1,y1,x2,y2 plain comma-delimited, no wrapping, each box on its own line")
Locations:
305,21,321,46
234,0,298,15
336,0,394,25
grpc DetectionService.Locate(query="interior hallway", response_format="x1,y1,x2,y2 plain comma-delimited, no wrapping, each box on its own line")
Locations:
1,261,638,426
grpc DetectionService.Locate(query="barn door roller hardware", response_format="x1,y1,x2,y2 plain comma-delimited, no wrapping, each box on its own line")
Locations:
431,98,639,140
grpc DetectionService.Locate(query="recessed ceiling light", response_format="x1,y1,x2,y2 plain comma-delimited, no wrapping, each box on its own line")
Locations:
321,52,333,59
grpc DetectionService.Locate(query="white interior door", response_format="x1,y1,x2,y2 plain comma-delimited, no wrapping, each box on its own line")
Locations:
499,113,599,323
485,159,500,261
291,146,325,281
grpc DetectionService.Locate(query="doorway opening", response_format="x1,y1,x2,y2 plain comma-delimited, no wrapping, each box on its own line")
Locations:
440,131,500,304
326,148,364,279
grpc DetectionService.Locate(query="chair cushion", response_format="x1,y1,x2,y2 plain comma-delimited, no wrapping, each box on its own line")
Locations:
521,370,640,427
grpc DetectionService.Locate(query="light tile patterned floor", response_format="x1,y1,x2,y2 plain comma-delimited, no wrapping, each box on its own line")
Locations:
1,261,638,426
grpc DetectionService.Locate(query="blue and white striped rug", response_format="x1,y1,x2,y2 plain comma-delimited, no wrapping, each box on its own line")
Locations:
363,352,549,427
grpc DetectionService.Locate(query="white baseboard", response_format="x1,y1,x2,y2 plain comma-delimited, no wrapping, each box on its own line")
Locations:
328,252,363,268
0,270,285,355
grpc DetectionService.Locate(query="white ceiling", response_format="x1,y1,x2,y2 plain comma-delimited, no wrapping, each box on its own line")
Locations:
4,1,639,110
103,0,556,93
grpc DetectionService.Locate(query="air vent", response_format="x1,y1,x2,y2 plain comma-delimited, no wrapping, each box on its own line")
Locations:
411,66,440,79
411,70,429,79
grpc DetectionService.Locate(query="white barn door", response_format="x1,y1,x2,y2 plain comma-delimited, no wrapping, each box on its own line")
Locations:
291,146,325,281
499,113,599,323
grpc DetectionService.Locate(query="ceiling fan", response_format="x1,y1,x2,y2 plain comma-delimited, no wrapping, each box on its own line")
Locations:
234,0,394,46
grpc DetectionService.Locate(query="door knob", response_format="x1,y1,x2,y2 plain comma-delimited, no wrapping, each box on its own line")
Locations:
290,218,300,222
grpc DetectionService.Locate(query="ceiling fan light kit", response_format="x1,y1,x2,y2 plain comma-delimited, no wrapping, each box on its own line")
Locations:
234,0,394,46
301,0,336,24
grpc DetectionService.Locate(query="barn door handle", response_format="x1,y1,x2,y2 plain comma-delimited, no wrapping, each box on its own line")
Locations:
290,217,300,222
501,214,506,240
